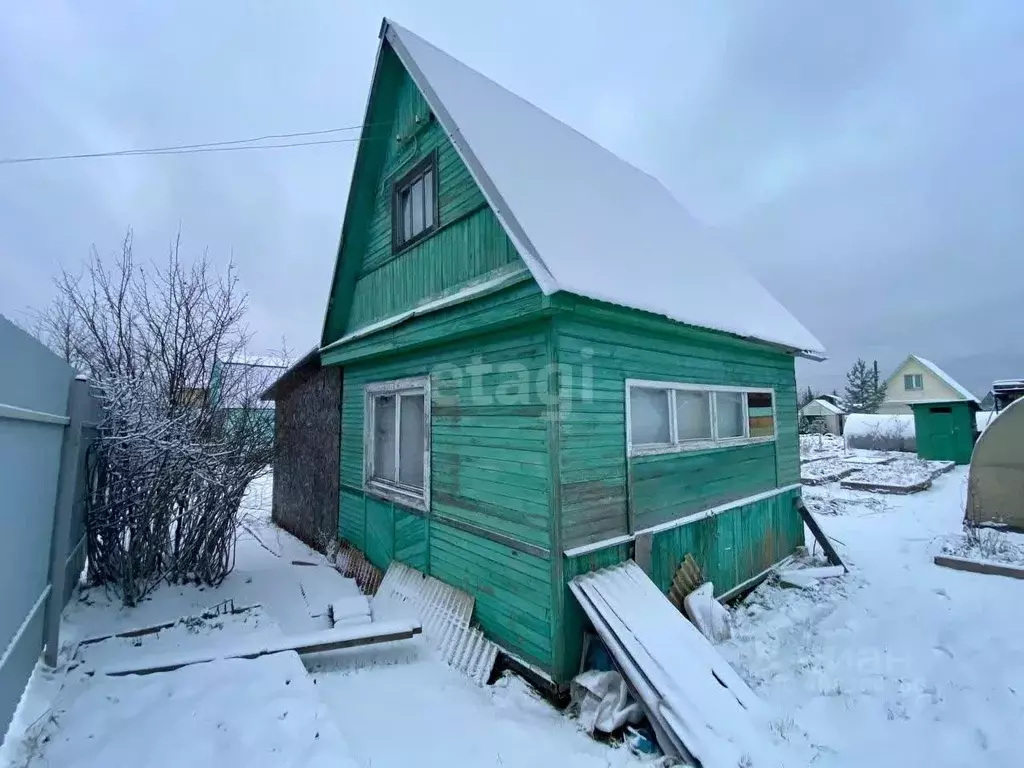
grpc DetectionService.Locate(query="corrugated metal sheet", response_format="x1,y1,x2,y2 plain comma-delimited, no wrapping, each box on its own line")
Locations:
571,561,780,768
374,562,497,686
336,542,384,596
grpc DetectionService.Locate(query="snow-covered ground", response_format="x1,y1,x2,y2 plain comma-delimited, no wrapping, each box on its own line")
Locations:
0,475,643,768
799,433,846,460
5,467,1023,768
940,525,1024,567
799,440,952,492
726,466,1024,767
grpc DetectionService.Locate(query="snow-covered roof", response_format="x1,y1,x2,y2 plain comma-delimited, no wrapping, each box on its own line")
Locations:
907,355,979,403
382,20,825,357
260,346,321,401
806,398,844,415
993,379,1024,390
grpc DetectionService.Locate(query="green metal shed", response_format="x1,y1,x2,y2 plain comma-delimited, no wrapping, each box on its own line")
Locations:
911,400,979,465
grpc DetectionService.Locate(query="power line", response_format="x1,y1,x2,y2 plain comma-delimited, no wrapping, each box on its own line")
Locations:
0,123,387,166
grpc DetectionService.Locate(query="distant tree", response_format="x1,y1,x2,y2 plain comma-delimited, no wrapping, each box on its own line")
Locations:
798,385,819,408
844,358,886,413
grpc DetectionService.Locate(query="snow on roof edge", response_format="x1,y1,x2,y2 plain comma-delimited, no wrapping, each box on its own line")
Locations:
912,355,979,403
806,398,844,414
382,19,825,357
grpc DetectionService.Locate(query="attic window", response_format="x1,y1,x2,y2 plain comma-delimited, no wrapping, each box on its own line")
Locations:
904,373,924,391
392,151,438,251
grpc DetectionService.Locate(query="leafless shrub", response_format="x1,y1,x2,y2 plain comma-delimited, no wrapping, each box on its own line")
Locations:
36,230,276,605
955,522,1024,563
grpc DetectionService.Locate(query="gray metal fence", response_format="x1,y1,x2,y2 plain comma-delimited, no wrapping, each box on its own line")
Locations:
0,316,100,740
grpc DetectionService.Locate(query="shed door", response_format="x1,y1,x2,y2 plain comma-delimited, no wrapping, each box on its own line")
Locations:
929,407,954,459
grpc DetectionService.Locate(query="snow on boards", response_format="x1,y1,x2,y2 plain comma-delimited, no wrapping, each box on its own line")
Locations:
571,561,785,768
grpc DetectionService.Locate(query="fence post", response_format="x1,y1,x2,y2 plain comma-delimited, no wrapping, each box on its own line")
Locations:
42,376,90,668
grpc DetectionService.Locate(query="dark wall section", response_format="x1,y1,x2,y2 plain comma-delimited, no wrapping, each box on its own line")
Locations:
271,365,341,551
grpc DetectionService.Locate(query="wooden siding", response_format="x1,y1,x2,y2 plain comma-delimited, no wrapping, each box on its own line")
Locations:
430,519,552,668
630,443,777,531
339,488,366,550
556,487,802,684
270,365,340,551
340,323,554,547
553,305,800,549
325,45,523,345
648,486,803,596
321,277,544,367
336,320,557,671
394,507,429,572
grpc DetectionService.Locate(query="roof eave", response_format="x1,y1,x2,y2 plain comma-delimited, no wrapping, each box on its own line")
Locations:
319,31,391,349
260,346,321,401
381,19,559,296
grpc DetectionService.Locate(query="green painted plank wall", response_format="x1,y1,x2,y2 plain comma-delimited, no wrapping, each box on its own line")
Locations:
340,323,554,547
344,63,523,335
322,276,544,367
339,488,366,550
553,307,800,549
365,497,394,570
430,519,553,668
556,487,802,684
630,443,777,530
394,508,428,572
335,319,558,672
648,487,803,596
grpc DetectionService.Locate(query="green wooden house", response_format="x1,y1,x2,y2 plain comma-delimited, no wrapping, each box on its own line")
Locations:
209,356,285,438
318,19,825,687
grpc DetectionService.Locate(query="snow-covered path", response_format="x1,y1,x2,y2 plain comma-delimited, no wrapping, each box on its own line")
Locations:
724,468,1024,767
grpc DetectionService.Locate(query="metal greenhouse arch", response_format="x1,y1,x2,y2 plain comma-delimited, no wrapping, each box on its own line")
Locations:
966,396,1024,532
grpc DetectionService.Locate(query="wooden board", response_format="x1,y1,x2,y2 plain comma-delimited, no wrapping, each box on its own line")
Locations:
103,620,422,676
840,477,931,494
571,561,778,767
933,555,1024,580
796,498,846,570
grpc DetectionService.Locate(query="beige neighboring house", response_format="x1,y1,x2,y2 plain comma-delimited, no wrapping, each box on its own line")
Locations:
877,354,980,414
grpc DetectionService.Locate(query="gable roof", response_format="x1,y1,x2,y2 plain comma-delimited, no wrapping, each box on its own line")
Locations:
804,397,844,415
887,354,979,403
324,20,824,356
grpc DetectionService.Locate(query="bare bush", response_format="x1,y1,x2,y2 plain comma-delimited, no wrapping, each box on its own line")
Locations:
37,230,276,605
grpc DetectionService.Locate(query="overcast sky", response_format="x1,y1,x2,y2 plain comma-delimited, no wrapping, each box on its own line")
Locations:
2,0,1021,397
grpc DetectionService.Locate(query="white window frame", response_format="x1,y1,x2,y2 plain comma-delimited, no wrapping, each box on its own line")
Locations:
363,375,431,511
625,379,777,458
904,373,924,391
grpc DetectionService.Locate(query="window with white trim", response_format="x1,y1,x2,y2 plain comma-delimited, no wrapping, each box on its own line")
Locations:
904,373,923,391
626,380,776,456
364,377,430,508
392,152,438,251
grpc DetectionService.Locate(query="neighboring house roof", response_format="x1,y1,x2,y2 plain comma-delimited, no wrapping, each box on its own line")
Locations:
801,398,844,415
214,356,287,408
358,20,824,357
261,347,320,401
885,354,979,404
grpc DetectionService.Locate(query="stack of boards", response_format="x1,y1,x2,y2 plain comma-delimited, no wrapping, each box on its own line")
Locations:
571,561,783,768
